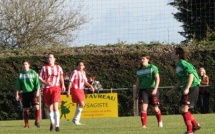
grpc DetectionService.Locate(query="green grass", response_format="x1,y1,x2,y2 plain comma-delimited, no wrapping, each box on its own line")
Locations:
0,114,214,134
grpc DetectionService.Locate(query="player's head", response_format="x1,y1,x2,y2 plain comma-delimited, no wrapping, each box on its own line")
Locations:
47,52,56,65
77,61,85,70
22,60,31,71
140,54,151,66
171,47,187,61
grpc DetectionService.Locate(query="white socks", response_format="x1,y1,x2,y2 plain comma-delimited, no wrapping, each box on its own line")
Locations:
54,111,60,127
49,111,55,125
49,111,60,127
73,107,83,123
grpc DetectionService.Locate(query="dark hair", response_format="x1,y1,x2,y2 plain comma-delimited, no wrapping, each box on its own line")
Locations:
47,52,59,65
141,54,151,61
175,47,187,60
22,60,31,65
138,54,151,69
76,61,84,66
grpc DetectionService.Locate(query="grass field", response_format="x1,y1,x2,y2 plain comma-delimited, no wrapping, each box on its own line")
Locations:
0,114,214,134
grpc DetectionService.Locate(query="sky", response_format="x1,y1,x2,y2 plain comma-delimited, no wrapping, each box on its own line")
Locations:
70,0,185,46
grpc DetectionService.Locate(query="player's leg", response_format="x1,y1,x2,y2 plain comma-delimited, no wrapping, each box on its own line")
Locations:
52,87,62,132
72,89,85,125
150,91,163,127
22,92,31,128
180,87,200,134
140,103,148,128
43,88,54,131
32,91,40,127
139,90,149,128
73,101,85,125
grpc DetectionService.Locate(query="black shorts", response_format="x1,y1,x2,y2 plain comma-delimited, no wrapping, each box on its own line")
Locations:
180,86,199,108
138,89,160,106
21,91,39,108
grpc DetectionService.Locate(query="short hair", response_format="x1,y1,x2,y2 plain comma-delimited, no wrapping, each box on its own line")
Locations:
22,60,31,65
175,47,187,60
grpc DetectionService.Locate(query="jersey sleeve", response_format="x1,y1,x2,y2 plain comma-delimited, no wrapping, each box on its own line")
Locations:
39,66,45,80
152,65,159,75
69,70,76,82
34,71,41,90
58,65,64,76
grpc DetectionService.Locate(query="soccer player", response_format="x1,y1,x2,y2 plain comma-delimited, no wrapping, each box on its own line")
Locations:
67,61,94,125
15,60,41,128
166,47,201,134
39,53,65,132
134,54,163,128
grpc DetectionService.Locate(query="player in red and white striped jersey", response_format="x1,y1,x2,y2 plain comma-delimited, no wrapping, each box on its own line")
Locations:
39,53,65,132
67,61,94,125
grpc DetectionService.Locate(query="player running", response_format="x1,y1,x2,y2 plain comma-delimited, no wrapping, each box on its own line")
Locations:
134,54,163,128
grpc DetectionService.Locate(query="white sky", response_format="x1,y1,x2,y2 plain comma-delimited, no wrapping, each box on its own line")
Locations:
70,0,185,46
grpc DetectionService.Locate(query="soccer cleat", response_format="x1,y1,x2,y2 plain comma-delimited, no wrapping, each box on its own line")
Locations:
24,125,29,128
55,127,60,132
50,124,54,131
142,125,146,128
72,119,85,125
184,132,193,134
193,124,201,132
34,122,40,128
158,121,163,127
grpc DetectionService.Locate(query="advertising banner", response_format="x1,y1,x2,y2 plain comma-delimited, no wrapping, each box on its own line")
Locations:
59,93,118,119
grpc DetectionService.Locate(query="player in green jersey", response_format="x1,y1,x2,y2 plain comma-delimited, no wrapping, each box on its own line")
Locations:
15,60,41,128
166,47,201,134
134,54,163,128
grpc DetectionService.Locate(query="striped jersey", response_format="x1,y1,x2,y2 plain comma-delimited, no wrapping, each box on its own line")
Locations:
39,65,63,88
15,69,40,93
69,70,87,90
136,64,159,90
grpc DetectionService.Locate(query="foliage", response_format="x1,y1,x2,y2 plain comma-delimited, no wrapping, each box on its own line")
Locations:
0,0,87,49
1,44,215,119
169,0,215,43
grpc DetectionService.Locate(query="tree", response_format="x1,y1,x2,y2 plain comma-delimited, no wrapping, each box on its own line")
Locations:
169,0,215,42
0,0,87,49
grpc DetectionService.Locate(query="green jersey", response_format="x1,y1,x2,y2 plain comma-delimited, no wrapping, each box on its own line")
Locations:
176,59,200,90
136,64,159,90
15,69,40,93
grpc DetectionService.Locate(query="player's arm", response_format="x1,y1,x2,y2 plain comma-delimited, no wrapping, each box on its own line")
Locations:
15,76,21,101
134,78,140,100
166,80,181,96
183,73,194,95
15,90,21,101
84,81,94,93
66,81,71,97
35,73,41,97
152,73,160,95
60,75,65,92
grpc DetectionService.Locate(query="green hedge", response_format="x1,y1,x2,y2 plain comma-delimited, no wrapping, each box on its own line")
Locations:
1,49,215,120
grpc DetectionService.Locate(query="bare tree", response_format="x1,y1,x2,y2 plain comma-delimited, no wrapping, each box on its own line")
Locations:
0,0,87,49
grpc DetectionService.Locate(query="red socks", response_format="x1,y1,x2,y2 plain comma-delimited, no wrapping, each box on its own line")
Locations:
24,110,30,126
182,112,192,133
141,111,147,126
35,109,40,123
155,110,162,122
190,114,198,127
